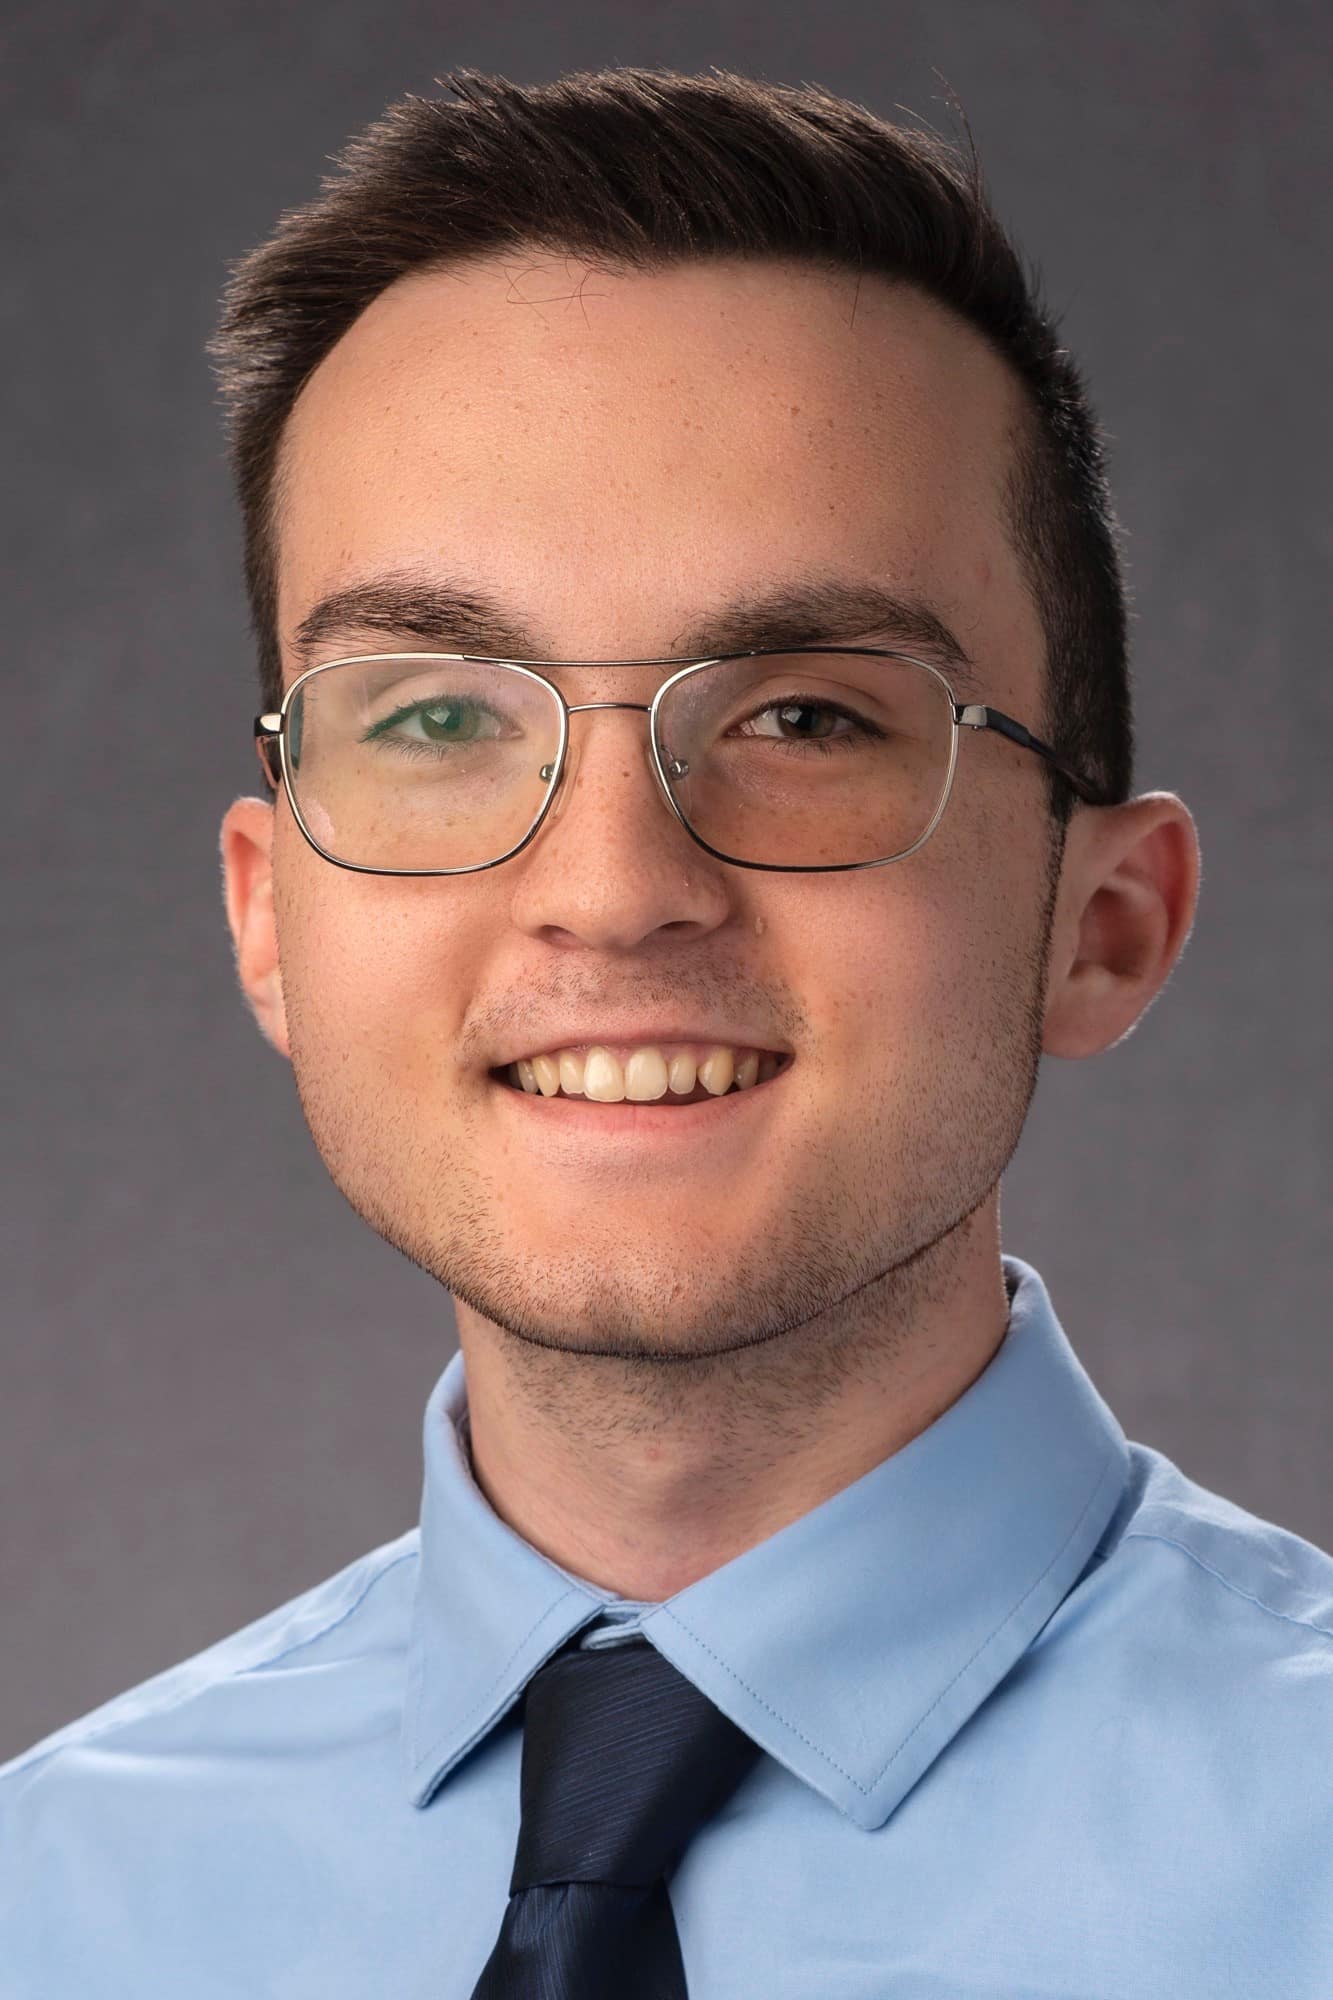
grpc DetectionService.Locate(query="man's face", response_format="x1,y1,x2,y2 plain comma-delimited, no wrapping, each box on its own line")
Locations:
244,253,1063,1359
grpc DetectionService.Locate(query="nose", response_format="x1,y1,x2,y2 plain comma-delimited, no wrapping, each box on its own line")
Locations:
506,699,732,955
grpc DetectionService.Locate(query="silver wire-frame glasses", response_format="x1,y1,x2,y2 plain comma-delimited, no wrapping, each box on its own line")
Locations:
253,647,1111,877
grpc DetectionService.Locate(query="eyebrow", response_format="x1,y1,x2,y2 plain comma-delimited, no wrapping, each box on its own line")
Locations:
288,569,982,692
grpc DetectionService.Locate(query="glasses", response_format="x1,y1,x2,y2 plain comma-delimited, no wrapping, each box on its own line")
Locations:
253,649,1108,876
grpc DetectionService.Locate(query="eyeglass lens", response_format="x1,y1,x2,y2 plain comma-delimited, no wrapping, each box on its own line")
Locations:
282,653,956,871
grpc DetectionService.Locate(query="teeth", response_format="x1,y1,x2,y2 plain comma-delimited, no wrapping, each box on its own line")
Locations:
501,1041,787,1102
558,1051,586,1096
584,1048,624,1102
530,1052,562,1097
667,1051,697,1095
624,1048,669,1101
698,1048,735,1096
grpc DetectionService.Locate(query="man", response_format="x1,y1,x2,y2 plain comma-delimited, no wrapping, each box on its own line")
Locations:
3,64,1329,1998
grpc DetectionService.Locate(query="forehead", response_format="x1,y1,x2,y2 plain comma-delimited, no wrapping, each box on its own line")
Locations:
275,252,1038,675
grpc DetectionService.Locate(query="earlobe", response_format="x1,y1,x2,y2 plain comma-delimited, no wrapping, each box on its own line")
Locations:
1042,793,1201,1061
219,796,291,1060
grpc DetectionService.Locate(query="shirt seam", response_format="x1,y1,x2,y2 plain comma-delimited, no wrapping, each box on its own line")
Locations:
234,1547,421,1675
659,1438,1122,1798
1118,1528,1333,1645
1,1546,420,1791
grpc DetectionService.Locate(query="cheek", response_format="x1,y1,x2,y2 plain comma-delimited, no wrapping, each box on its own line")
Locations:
789,864,985,1065
275,847,478,1075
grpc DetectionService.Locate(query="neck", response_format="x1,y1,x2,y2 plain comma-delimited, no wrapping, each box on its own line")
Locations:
452,1211,1013,1604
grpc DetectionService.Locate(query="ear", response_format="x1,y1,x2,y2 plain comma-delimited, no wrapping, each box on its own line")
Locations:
220,796,291,1059
1042,791,1201,1060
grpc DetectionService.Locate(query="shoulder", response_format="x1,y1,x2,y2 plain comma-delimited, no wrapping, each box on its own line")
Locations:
0,1527,420,1803
1102,1443,1333,1647
1027,1444,1333,1908
1072,1443,1333,1731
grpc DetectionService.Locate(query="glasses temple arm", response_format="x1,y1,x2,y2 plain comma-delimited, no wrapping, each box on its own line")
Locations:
253,712,282,791
958,703,1111,807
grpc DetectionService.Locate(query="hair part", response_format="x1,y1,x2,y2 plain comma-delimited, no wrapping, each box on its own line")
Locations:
208,64,1135,823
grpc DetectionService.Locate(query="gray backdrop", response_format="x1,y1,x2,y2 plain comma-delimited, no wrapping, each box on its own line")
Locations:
3,1,1329,1763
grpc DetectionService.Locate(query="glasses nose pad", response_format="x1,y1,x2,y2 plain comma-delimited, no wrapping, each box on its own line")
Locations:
652,729,691,828
534,748,568,832
647,728,692,823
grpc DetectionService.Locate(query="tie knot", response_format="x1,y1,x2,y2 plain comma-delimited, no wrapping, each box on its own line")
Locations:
511,1635,761,1892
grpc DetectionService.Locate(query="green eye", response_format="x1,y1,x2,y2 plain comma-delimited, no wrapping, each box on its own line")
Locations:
417,702,486,742
363,698,504,747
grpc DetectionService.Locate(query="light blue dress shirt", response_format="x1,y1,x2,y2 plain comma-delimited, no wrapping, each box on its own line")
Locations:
4,1254,1332,1996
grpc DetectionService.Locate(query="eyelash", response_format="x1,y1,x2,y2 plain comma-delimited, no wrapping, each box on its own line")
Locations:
734,696,881,753
362,701,506,746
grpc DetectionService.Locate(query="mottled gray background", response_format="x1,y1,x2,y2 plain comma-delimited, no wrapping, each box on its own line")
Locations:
3,1,1329,1762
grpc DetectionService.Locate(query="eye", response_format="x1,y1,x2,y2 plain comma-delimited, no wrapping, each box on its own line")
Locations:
363,697,508,747
726,694,883,753
734,697,864,742
415,700,500,743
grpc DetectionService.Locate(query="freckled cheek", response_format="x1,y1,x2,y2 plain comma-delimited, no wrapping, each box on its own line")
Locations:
284,892,469,1075
815,919,985,1106
843,932,975,1066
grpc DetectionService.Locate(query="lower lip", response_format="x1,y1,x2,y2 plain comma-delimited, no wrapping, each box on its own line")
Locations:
488,1065,792,1145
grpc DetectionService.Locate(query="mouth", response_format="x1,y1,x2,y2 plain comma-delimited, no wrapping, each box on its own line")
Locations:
488,1041,794,1108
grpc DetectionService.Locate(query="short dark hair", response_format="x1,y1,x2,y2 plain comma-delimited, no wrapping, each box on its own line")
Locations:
208,65,1134,825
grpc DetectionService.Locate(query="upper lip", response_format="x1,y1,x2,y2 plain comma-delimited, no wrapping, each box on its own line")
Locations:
488,1024,792,1067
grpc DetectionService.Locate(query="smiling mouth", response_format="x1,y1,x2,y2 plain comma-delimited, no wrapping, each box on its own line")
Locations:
490,1045,793,1107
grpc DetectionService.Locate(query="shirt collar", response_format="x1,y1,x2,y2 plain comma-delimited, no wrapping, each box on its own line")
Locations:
402,1254,1129,1830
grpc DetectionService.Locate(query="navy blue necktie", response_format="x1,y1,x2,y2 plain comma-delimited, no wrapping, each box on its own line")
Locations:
469,1633,762,1999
